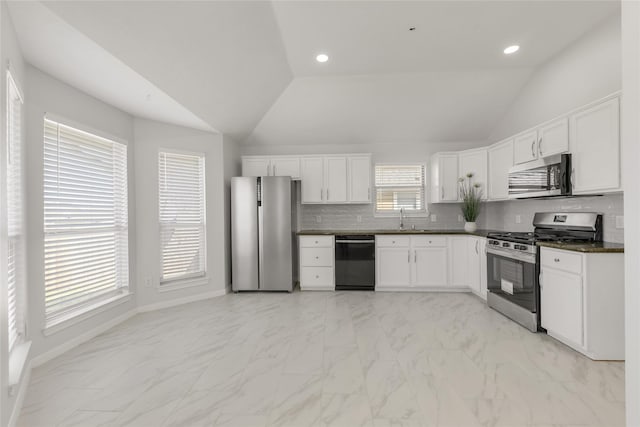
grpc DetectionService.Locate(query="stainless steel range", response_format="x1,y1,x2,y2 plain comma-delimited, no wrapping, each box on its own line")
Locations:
486,212,602,332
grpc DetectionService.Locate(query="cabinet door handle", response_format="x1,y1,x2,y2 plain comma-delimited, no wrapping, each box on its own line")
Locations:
408,250,411,263
327,189,330,200
414,251,417,263
273,165,277,176
531,141,536,157
554,258,560,263
538,138,543,157
368,188,370,201
475,240,479,254
320,189,323,201
441,187,445,200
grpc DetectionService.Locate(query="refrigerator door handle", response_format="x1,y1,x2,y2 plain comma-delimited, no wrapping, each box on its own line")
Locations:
258,205,265,289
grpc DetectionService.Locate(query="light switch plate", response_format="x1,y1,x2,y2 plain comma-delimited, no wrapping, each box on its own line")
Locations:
430,214,437,222
457,214,463,222
515,215,522,224
316,215,322,224
616,215,624,229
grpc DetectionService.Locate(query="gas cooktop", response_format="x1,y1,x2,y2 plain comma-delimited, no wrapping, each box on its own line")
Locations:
486,231,595,244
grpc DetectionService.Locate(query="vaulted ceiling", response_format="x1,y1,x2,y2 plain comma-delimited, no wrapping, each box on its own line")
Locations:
7,1,620,145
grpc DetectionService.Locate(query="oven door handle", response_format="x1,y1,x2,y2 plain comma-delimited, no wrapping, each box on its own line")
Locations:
486,247,536,264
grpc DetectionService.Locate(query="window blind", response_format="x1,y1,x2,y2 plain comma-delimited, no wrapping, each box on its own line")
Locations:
43,118,129,325
158,151,206,283
7,71,24,350
375,164,426,212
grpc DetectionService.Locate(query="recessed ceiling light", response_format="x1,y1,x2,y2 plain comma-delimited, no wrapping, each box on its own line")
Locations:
504,45,520,55
316,54,329,63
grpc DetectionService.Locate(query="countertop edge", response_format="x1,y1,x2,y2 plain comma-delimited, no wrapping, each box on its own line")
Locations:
297,229,496,238
536,241,624,253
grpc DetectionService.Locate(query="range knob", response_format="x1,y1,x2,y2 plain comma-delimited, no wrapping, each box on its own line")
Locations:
514,244,527,251
502,242,510,248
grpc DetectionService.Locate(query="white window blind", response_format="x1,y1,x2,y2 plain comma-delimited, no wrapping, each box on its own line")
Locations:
158,151,206,283
43,118,129,326
7,71,24,350
375,164,426,212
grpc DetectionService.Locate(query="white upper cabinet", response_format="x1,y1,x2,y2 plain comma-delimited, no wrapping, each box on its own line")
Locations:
348,155,372,203
242,156,300,179
300,157,324,203
514,118,569,165
458,148,488,200
242,157,271,177
570,97,621,195
430,153,459,203
487,139,513,201
299,154,372,204
271,158,301,179
325,157,348,203
514,130,538,164
538,118,569,158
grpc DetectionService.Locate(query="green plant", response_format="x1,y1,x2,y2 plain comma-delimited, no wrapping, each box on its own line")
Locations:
458,173,483,222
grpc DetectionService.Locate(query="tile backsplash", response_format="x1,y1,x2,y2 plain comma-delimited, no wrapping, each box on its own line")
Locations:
299,192,624,243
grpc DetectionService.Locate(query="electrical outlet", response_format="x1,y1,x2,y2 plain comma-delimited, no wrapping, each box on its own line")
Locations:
144,277,152,288
616,215,624,229
430,214,437,222
458,214,463,222
356,215,362,223
515,215,522,224
316,215,322,224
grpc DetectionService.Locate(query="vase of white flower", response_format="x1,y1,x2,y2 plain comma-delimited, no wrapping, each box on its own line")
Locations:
459,173,483,232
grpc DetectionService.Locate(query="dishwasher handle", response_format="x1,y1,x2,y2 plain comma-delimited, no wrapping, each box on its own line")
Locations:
335,239,375,244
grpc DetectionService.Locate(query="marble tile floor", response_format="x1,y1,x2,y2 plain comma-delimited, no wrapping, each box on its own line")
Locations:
18,292,625,427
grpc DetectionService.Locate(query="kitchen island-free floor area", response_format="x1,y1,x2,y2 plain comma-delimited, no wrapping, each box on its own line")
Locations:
19,292,625,427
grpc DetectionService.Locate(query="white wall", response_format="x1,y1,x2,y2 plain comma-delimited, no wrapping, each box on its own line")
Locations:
1,2,27,425
490,14,621,142
223,136,240,289
24,65,137,358
621,3,640,426
133,118,228,309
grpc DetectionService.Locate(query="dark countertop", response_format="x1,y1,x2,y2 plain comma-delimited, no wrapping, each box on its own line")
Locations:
536,241,624,253
297,229,496,238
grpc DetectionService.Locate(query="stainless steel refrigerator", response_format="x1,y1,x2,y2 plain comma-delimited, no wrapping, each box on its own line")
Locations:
231,176,296,292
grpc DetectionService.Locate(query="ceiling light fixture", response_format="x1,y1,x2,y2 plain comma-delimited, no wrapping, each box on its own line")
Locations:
316,53,329,63
504,45,520,55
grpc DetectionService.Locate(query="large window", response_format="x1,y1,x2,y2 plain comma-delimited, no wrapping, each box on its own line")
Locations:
158,151,206,284
7,71,24,350
375,163,426,213
43,118,129,326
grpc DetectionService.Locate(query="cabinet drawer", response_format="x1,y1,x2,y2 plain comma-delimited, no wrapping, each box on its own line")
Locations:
376,235,410,248
300,235,333,248
541,248,583,274
300,247,334,267
300,267,334,288
411,236,447,247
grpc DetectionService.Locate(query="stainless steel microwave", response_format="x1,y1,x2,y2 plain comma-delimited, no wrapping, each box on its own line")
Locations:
508,153,571,199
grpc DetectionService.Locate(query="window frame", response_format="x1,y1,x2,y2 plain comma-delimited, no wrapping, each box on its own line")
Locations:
6,70,24,351
373,162,429,217
157,148,207,288
42,115,130,330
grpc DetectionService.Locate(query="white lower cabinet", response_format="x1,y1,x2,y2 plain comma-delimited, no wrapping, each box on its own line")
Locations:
539,247,624,360
377,235,481,291
449,236,468,288
467,236,487,299
377,246,412,287
299,236,334,290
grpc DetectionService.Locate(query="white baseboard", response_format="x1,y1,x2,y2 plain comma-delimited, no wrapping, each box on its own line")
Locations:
31,309,137,368
375,287,471,292
8,359,32,427
136,288,228,313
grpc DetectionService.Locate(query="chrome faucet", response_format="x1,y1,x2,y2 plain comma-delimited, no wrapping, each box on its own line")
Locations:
399,207,405,230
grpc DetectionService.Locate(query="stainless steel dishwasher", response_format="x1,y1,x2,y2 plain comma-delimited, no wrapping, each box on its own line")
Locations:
334,235,375,291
